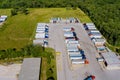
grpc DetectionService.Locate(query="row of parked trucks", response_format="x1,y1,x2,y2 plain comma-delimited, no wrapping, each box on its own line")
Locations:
63,27,88,64
83,23,120,70
50,17,79,23
83,23,108,55
33,23,49,47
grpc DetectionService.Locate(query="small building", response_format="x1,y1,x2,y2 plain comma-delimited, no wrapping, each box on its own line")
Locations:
92,38,106,46
101,52,120,70
18,58,41,80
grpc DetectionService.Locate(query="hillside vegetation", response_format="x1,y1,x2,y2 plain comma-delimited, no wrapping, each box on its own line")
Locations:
0,8,91,50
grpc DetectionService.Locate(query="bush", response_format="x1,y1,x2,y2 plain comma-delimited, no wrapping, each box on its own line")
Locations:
72,7,77,10
11,9,17,16
47,76,55,80
116,48,120,53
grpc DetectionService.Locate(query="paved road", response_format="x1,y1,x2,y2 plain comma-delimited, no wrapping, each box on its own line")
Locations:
49,22,120,80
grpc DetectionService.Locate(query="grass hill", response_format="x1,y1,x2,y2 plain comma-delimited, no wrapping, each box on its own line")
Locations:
0,8,91,50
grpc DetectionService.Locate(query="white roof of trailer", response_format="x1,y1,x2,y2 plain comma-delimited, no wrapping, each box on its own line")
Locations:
92,38,106,43
86,23,95,26
66,43,80,47
69,53,82,57
67,47,79,52
68,51,80,54
64,31,73,34
90,29,99,32
63,27,71,31
96,46,106,49
71,59,85,62
67,40,79,44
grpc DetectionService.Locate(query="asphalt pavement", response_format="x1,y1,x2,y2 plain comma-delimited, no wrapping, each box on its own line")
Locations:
48,22,120,80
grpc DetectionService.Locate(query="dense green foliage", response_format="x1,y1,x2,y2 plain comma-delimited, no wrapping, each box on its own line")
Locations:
11,7,29,16
0,44,54,63
0,0,79,8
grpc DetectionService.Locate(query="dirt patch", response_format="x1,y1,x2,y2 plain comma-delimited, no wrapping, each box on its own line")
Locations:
0,64,21,80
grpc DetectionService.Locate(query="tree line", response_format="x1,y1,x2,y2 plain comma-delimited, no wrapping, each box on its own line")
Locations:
0,0,120,47
0,44,54,64
0,0,78,8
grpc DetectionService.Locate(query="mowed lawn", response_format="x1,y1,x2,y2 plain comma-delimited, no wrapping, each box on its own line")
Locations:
0,8,91,50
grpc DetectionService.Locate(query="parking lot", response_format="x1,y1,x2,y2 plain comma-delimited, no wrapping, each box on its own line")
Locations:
48,21,120,80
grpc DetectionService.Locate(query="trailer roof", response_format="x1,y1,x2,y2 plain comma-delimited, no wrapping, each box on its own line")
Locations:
93,38,106,42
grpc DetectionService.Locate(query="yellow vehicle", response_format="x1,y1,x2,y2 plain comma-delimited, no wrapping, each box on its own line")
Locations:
56,52,61,55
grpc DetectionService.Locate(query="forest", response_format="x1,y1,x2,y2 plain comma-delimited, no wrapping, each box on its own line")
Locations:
0,0,120,47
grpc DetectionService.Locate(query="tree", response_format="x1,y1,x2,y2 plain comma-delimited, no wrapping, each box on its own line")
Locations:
11,9,17,16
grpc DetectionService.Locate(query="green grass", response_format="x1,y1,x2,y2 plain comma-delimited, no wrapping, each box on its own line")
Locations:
0,9,11,16
41,48,57,80
0,8,91,50
41,58,47,80
106,42,115,51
